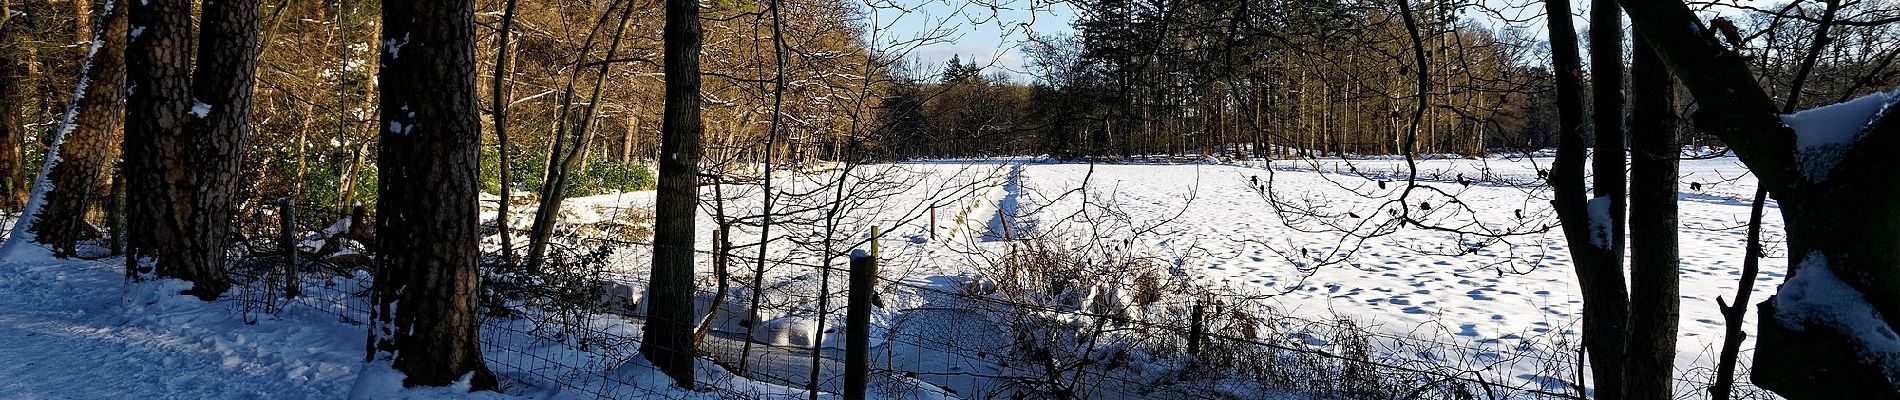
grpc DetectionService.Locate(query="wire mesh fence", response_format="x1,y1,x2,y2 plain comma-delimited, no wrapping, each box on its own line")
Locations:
180,193,1777,399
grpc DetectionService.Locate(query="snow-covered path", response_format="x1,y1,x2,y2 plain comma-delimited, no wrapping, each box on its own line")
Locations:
0,254,364,399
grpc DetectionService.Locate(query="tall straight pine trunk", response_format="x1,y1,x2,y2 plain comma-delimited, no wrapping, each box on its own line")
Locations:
642,0,704,387
124,0,195,287
366,0,497,390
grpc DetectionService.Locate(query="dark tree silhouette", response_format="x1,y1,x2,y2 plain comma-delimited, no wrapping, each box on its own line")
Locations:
641,0,705,387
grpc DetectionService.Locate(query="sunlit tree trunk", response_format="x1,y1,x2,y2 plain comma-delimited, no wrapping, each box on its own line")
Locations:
641,0,703,387
0,2,31,212
366,0,497,390
35,0,124,257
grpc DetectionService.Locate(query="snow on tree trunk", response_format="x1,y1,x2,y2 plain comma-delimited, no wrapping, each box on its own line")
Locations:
34,0,127,257
362,0,496,390
0,0,118,259
1781,90,1900,182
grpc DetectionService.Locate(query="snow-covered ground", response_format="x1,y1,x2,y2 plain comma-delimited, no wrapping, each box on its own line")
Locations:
511,154,1780,397
0,153,1781,398
996,155,1780,394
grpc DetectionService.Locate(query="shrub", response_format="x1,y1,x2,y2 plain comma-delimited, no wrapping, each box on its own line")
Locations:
572,157,655,195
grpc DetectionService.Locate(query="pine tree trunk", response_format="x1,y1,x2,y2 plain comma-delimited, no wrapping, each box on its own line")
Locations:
35,0,125,257
367,0,497,390
0,6,29,213
123,0,195,284
163,0,260,299
1624,35,1679,400
641,0,703,387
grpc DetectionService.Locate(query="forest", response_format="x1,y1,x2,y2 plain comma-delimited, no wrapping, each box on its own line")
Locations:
2,0,1900,398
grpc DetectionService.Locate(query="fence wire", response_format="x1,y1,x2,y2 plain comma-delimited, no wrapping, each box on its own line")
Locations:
187,194,1777,400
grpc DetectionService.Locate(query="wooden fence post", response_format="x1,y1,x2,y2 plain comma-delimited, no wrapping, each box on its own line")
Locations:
280,198,300,298
106,164,124,256
845,251,875,400
1187,301,1206,357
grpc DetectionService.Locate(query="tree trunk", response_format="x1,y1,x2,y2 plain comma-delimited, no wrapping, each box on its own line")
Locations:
0,3,31,212
641,0,703,387
526,0,632,267
163,0,261,299
1617,0,1900,397
34,0,125,257
490,0,520,265
366,0,497,390
1582,1,1632,397
1543,0,1632,396
1624,35,1679,400
123,0,195,286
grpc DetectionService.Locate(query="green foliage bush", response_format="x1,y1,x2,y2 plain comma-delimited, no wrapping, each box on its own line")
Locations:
480,146,654,197
571,157,655,196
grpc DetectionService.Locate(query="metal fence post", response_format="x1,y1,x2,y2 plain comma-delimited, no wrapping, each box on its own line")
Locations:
845,251,875,400
281,198,300,298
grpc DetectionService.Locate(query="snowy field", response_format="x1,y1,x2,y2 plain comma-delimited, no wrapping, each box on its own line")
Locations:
515,153,1780,397
0,153,1780,398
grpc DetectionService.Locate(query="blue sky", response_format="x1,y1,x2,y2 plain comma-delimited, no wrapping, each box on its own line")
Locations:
863,0,1077,82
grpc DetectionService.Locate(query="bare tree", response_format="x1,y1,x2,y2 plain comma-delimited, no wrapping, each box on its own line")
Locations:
1624,34,1680,400
1619,0,1900,396
490,0,521,264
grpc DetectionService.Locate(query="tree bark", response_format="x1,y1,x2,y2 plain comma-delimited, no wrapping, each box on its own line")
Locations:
166,0,261,299
0,1,30,212
641,0,703,387
367,0,497,390
123,0,195,285
491,0,519,264
1584,1,1631,396
1617,0,1900,397
34,0,124,257
1624,34,1679,400
1545,0,1631,396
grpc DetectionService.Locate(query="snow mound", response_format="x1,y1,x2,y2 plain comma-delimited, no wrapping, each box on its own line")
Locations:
1782,89,1900,181
347,364,516,400
1774,252,1900,381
